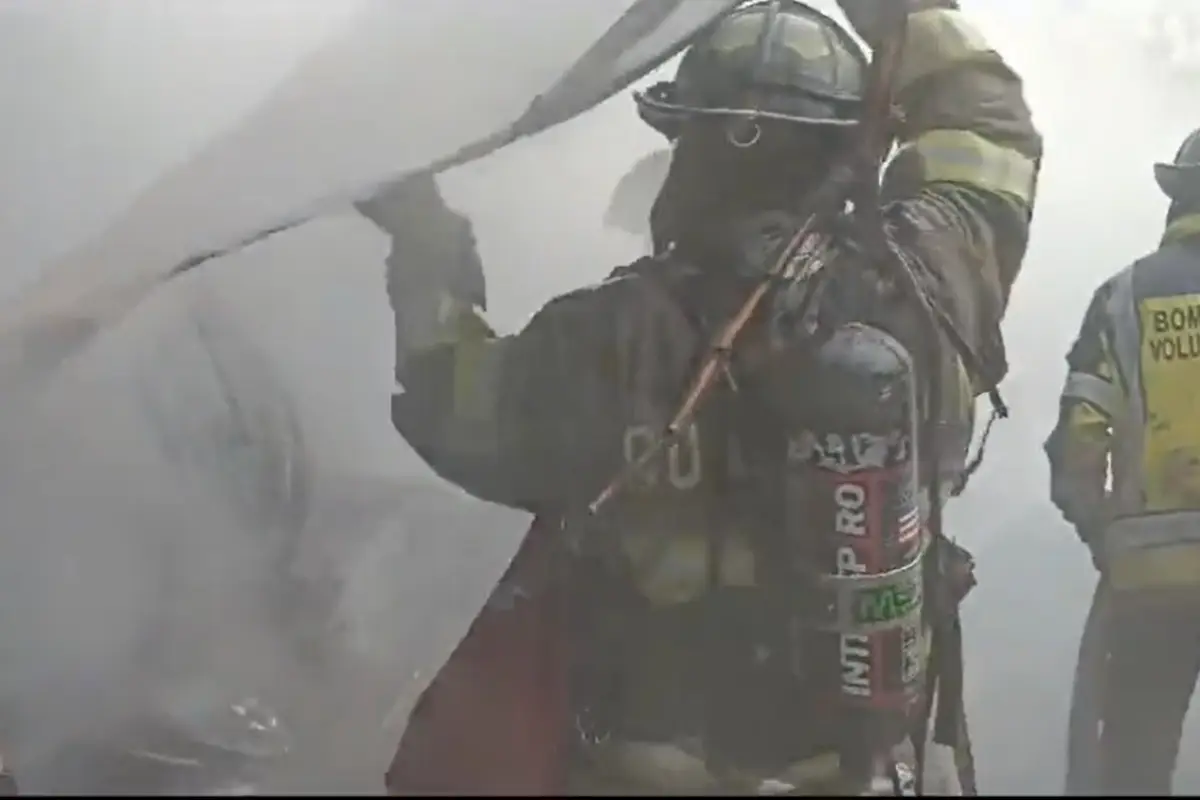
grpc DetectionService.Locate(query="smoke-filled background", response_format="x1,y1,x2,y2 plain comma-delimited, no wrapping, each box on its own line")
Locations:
2,0,1200,793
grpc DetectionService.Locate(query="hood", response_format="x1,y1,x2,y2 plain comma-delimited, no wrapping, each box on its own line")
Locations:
603,147,673,243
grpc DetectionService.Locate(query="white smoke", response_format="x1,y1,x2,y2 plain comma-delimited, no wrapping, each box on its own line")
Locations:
3,0,1200,792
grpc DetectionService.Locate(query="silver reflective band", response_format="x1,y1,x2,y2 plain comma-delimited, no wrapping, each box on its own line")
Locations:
1104,510,1200,556
1061,371,1123,418
904,129,1038,204
1102,265,1147,514
813,534,929,636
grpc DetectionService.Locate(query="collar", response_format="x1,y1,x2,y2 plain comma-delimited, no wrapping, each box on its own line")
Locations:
1162,213,1200,246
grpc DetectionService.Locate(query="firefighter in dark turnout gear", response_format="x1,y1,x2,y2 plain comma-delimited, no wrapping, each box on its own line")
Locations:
1051,127,1200,796
373,0,1041,793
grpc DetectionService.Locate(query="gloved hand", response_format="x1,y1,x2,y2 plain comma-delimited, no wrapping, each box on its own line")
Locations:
357,172,485,307
836,0,957,42
355,173,487,367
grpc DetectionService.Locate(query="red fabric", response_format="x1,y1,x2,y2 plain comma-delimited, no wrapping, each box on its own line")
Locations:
385,519,571,795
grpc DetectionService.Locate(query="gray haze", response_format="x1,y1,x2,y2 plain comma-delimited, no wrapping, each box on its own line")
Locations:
3,0,1200,793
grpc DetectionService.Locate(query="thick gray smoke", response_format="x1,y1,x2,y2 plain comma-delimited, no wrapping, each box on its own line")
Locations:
5,0,1200,793
0,287,295,785
0,0,623,789
0,2,375,789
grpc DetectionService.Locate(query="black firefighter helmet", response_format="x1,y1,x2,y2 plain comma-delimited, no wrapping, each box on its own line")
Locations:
1155,127,1200,204
634,0,868,142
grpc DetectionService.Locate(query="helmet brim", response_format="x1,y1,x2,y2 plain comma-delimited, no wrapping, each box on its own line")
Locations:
1155,162,1200,200
634,86,860,129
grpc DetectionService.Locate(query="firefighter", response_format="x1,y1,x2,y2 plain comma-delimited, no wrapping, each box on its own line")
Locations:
1050,127,1200,796
371,0,1040,793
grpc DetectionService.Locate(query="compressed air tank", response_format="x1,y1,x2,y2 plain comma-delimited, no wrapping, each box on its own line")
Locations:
784,322,926,783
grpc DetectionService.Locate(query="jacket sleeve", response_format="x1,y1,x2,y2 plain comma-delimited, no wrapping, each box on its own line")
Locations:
1043,283,1124,535
363,173,594,514
390,295,585,514
878,5,1043,389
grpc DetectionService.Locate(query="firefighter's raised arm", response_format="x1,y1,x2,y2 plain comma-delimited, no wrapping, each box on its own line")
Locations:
843,0,1043,390
359,174,576,513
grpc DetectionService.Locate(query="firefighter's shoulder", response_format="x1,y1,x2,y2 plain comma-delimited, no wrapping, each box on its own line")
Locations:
532,255,678,322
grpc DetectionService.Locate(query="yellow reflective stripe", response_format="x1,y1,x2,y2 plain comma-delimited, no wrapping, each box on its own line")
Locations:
1052,404,1110,519
434,295,493,342
441,333,504,458
1109,541,1200,591
444,301,490,385
1064,402,1110,451
1062,371,1123,418
451,336,502,423
1105,514,1200,589
896,8,994,93
451,340,485,418
411,292,495,354
424,301,503,456
1105,511,1200,555
1162,212,1200,246
903,129,1037,204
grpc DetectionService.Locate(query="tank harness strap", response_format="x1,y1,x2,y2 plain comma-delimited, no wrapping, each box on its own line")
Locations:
950,399,1003,498
869,230,990,796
